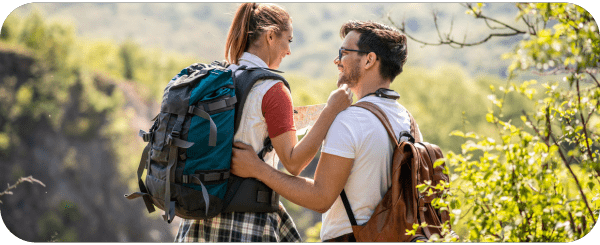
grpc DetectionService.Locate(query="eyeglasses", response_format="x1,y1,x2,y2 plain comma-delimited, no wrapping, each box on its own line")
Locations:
338,48,370,61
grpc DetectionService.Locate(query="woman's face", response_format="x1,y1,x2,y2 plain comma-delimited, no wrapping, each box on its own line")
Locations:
267,22,293,69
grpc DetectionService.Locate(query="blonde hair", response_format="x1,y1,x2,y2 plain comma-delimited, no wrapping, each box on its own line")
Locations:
225,3,291,64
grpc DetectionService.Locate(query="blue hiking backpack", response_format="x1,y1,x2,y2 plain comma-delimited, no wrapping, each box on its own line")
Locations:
125,61,290,223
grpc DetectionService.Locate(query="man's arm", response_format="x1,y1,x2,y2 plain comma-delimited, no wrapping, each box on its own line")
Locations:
268,84,353,176
231,141,353,213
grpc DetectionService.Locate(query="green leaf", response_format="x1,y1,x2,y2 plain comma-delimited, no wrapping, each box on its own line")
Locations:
417,184,428,193
434,158,446,168
450,130,465,137
520,115,528,123
465,132,478,138
486,113,495,123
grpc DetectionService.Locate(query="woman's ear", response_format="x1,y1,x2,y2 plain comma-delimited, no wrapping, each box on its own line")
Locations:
266,28,275,46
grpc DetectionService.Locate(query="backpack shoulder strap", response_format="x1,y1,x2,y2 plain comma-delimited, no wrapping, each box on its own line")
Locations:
339,101,398,226
406,110,421,143
352,101,399,146
340,190,358,226
232,66,290,133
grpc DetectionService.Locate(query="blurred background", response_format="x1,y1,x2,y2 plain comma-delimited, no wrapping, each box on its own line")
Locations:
0,2,598,242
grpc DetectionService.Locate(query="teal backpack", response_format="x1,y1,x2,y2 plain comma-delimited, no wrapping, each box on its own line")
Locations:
125,61,289,223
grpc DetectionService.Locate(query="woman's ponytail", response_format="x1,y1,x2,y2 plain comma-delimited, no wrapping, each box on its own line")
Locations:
225,3,291,64
225,3,256,64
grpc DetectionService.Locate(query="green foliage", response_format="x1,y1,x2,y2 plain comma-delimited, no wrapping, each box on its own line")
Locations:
3,3,597,242
0,8,180,240
1,12,21,42
391,64,533,154
418,3,600,242
305,222,322,242
37,200,81,242
505,4,599,78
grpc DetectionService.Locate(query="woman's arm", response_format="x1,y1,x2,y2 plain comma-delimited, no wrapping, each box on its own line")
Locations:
269,84,352,176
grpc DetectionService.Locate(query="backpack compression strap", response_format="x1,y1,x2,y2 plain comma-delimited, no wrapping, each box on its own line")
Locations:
124,143,156,214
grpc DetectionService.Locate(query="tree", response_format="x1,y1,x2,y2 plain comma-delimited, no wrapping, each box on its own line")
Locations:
119,39,142,80
391,3,599,242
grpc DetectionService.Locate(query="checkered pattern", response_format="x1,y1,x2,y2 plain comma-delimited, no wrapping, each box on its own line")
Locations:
175,204,302,242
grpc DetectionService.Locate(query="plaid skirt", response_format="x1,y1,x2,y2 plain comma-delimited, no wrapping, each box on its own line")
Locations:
175,204,302,242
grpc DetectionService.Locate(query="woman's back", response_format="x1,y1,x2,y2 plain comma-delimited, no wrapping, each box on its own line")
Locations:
175,3,302,242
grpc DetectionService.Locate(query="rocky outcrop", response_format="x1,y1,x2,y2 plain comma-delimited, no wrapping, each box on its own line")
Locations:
0,49,172,242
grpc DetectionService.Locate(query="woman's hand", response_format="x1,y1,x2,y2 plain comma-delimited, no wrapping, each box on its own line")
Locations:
325,84,353,114
231,141,266,179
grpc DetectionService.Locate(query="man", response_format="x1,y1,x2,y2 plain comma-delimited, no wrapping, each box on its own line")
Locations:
231,20,421,242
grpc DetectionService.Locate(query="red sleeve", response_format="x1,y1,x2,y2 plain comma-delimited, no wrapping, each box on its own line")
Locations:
262,82,296,138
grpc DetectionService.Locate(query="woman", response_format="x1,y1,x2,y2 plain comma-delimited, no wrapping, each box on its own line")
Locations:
175,3,352,242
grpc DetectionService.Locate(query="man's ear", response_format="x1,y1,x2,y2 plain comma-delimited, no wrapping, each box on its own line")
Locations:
364,52,377,70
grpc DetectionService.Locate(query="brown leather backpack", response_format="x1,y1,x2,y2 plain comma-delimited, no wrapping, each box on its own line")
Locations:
338,101,454,242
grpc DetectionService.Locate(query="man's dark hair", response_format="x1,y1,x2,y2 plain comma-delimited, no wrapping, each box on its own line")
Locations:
340,20,408,82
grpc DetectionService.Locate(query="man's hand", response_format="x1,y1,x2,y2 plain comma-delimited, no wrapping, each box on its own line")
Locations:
231,141,266,179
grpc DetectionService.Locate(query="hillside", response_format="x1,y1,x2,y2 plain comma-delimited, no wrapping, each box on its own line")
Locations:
0,46,176,242
8,2,523,79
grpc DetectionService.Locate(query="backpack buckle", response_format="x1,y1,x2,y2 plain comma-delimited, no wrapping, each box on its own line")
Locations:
166,134,178,146
142,133,152,142
139,130,153,142
182,175,190,184
171,130,180,139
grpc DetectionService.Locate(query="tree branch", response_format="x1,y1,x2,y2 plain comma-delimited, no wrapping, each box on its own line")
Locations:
0,176,46,204
390,4,526,49
522,110,596,224
587,71,600,88
576,78,597,167
466,3,527,34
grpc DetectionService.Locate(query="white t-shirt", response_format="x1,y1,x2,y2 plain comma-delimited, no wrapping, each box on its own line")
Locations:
319,95,422,241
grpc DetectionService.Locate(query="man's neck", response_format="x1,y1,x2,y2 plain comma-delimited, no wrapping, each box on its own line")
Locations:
354,77,391,99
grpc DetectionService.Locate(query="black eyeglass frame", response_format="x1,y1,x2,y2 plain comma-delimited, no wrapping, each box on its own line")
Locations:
338,48,370,61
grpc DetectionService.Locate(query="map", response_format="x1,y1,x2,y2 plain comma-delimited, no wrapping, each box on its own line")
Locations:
293,103,326,135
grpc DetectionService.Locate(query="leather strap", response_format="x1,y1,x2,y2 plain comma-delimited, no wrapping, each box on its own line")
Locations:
324,233,357,242
352,102,399,146
354,101,420,144
406,111,421,143
339,101,401,230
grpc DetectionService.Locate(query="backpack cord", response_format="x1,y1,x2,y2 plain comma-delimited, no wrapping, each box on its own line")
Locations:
257,137,274,161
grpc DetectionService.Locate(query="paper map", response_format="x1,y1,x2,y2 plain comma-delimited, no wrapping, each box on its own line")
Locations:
293,103,326,135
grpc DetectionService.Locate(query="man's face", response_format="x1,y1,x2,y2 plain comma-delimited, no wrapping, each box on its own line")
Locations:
335,31,363,88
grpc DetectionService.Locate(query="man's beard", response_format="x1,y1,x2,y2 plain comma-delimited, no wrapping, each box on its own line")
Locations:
337,63,361,88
